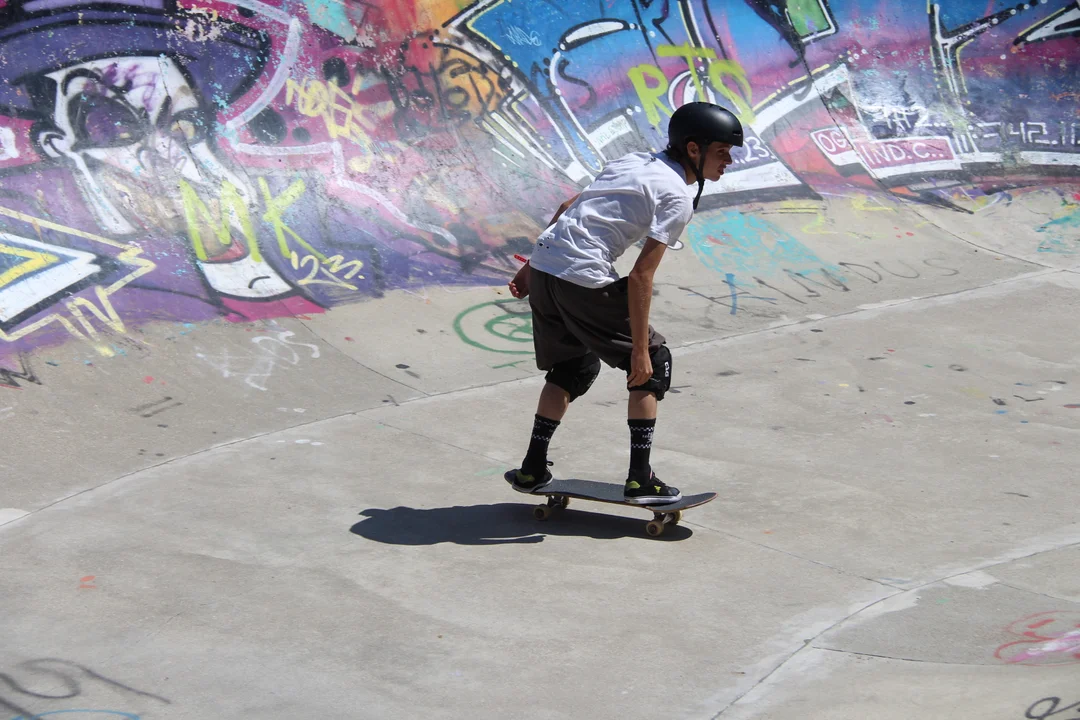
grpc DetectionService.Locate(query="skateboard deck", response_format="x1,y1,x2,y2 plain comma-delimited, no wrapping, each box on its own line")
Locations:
504,472,716,537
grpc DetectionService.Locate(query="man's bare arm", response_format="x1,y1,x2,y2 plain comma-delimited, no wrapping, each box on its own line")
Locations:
546,193,581,227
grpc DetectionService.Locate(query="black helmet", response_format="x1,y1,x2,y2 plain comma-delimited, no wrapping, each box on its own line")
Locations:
666,102,744,209
668,102,744,150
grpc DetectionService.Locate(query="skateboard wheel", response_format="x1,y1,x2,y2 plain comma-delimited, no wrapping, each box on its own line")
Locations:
534,505,553,521
646,521,665,537
670,511,682,525
556,496,570,510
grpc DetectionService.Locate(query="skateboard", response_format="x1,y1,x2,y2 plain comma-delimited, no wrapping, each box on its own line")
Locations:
504,472,716,537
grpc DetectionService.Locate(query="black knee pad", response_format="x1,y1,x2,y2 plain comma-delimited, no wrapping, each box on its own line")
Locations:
627,345,672,401
545,353,601,402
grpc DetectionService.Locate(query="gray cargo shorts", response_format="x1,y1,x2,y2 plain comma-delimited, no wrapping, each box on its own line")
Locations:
528,267,666,371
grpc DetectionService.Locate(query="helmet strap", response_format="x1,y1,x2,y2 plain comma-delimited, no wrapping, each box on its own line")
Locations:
692,147,709,210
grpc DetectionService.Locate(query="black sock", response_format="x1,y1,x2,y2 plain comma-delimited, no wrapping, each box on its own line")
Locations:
523,414,560,474
628,418,656,480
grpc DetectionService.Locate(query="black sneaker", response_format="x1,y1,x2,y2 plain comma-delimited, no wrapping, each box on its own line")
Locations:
509,462,553,493
624,473,681,505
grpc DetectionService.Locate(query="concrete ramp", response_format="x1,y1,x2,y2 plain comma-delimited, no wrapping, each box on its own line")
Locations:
2,0,1079,718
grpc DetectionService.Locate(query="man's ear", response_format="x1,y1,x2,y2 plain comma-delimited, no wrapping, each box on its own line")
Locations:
685,140,700,163
32,123,71,159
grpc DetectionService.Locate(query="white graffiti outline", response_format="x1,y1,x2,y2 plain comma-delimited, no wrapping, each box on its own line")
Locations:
195,330,320,391
228,0,291,26
227,18,303,132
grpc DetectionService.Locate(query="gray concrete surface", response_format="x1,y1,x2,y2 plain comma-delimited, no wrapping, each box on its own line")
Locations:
2,189,1080,719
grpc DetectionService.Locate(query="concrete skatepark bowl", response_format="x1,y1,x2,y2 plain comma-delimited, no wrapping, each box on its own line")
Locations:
0,0,1078,717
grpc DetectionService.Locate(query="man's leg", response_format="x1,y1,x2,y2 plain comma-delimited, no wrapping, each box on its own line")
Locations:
528,275,676,501
519,383,570,483
518,353,601,480
539,381,572,420
622,345,679,504
627,389,657,482
628,389,657,420
512,268,598,491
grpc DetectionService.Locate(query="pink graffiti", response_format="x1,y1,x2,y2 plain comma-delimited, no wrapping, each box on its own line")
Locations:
221,296,325,324
994,611,1080,666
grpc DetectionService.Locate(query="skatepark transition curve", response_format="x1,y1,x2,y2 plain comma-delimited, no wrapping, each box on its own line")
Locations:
1,1,1078,718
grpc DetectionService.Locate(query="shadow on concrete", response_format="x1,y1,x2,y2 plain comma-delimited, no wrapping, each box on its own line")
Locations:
350,503,693,545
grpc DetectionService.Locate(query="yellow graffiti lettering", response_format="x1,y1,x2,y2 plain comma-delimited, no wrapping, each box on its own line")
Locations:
773,200,834,234
628,64,671,126
290,252,362,290
322,255,364,280
802,213,835,235
180,179,260,263
285,77,371,147
284,78,301,108
0,244,57,287
851,195,897,213
188,5,219,21
259,179,364,290
326,80,361,143
629,46,754,127
66,287,127,337
348,154,375,174
291,251,320,283
707,60,755,124
775,200,821,214
258,177,315,260
287,78,329,119
0,204,154,351
657,43,716,103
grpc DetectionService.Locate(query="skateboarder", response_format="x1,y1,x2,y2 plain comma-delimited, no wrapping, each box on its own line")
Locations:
507,102,744,504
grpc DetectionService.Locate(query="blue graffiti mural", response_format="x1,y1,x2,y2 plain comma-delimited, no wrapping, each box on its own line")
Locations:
1037,204,1080,253
0,0,1074,363
686,211,840,277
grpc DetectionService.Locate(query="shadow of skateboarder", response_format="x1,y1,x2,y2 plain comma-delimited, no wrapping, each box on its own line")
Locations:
350,504,693,545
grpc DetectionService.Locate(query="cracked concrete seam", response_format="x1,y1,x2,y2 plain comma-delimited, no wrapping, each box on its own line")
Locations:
293,315,431,398
905,203,1055,270
685,515,905,591
708,536,1080,718
812,647,991,666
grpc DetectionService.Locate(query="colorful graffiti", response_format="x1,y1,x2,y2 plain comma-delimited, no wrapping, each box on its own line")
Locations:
0,0,1075,360
995,611,1080,666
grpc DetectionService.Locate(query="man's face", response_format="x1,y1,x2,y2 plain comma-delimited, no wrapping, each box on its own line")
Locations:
40,56,252,236
688,141,734,182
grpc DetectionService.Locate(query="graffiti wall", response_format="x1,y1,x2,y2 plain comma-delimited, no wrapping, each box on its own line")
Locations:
0,0,1076,362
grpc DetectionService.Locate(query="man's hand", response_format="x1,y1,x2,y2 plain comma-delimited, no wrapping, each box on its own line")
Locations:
627,346,654,388
508,261,530,298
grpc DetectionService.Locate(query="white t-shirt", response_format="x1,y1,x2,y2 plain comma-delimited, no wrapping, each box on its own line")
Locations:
528,151,695,288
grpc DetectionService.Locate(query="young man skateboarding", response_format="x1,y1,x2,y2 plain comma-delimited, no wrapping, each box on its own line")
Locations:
507,102,744,504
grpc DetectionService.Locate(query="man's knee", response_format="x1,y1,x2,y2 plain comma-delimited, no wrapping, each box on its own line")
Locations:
627,345,672,401
545,353,601,402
